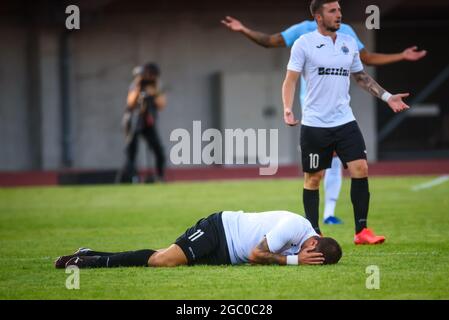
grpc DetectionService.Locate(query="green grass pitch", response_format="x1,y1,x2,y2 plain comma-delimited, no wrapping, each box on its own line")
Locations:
1,177,448,299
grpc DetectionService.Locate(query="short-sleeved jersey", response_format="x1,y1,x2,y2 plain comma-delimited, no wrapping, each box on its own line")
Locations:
287,31,364,128
221,210,317,265
280,20,365,107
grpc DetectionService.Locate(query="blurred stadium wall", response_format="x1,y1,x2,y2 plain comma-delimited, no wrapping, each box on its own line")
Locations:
1,0,448,172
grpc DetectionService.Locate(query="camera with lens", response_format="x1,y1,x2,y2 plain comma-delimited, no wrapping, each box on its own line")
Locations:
132,62,160,88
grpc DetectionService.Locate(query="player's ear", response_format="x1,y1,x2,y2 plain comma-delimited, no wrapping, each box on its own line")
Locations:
303,236,319,249
310,236,321,247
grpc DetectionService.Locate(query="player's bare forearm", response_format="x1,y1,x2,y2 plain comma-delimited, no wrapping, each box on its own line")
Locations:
249,238,287,265
282,71,299,110
282,71,300,126
360,47,427,66
360,50,403,66
221,16,285,48
241,28,285,48
282,80,295,110
352,70,386,99
241,28,270,47
354,70,411,112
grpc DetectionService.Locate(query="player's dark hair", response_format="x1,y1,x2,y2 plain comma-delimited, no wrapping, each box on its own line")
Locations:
310,0,339,16
315,236,342,264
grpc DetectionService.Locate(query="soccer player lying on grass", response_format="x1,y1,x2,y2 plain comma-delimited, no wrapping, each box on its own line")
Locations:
55,210,342,268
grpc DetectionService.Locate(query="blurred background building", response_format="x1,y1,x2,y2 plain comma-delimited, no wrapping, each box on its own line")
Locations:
1,0,448,176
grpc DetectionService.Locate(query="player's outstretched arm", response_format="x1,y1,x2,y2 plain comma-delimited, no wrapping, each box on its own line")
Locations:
282,70,300,126
249,238,324,265
352,70,410,113
360,46,427,66
221,16,286,48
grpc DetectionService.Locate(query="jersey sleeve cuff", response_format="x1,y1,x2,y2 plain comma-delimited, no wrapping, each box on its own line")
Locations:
351,67,364,73
287,65,302,73
280,32,292,47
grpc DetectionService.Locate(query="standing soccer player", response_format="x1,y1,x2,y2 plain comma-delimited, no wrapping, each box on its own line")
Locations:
282,0,411,244
222,12,426,225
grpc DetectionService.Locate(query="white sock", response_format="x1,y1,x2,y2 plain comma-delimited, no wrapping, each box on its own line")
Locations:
323,156,343,220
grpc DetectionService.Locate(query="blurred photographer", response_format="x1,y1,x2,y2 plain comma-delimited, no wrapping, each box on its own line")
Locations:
118,63,167,183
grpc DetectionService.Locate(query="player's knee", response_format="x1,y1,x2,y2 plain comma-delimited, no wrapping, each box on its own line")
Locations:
352,162,368,177
359,162,368,175
149,248,187,267
149,252,174,267
305,174,322,189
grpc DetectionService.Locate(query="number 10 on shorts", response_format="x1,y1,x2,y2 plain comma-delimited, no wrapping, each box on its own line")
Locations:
309,153,319,169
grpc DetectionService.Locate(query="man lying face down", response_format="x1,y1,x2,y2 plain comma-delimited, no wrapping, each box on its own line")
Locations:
55,210,342,268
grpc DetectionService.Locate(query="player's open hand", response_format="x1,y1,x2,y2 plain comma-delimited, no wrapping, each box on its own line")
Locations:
388,93,410,113
402,46,427,61
284,108,299,126
298,246,325,265
221,16,245,32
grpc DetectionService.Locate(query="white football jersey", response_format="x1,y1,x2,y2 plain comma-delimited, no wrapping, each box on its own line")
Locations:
287,30,364,128
221,210,318,265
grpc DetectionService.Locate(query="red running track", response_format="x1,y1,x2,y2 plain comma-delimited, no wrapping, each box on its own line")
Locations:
1,159,449,187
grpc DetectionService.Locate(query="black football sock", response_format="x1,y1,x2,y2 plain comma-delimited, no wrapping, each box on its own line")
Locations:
97,249,156,268
303,188,321,234
80,249,150,257
351,177,370,234
80,250,117,256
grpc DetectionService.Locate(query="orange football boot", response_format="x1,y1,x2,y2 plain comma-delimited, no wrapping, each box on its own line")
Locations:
354,228,386,245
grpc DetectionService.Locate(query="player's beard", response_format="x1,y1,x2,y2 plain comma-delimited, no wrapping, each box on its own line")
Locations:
324,20,340,32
